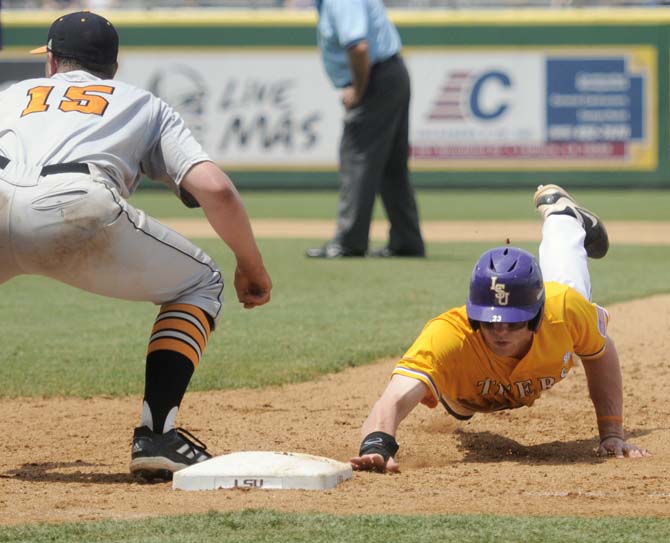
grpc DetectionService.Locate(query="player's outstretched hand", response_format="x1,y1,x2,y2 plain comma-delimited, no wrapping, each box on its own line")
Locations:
597,436,651,459
350,453,399,473
234,264,272,309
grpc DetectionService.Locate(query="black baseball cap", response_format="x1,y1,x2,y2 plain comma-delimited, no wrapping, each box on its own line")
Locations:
30,11,118,65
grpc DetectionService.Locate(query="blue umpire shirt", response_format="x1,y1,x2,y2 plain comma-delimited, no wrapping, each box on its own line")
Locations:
316,0,402,89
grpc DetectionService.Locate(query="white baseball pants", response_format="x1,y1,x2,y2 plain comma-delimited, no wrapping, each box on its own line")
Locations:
539,214,592,301
0,171,223,322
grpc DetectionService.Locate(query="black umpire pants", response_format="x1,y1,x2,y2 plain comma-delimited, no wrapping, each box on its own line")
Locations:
334,54,425,255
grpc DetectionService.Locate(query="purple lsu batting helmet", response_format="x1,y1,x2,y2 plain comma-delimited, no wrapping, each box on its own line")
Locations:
466,246,545,331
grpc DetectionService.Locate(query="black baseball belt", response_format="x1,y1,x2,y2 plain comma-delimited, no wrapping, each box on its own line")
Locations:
0,155,90,176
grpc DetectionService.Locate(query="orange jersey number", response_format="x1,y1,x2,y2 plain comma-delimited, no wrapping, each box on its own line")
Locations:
21,85,115,117
21,86,54,116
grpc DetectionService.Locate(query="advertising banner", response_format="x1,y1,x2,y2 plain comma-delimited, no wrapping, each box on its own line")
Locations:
117,50,341,169
1,45,657,175
408,47,656,171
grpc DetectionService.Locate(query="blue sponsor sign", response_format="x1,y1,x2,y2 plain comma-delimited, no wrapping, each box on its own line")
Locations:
546,58,643,143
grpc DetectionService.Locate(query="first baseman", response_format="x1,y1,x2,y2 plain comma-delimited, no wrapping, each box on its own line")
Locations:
351,184,650,473
0,11,272,480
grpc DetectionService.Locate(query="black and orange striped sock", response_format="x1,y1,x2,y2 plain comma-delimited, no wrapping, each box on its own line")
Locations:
142,303,212,434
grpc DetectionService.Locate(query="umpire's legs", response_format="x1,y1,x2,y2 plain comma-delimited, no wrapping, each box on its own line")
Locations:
334,108,390,254
378,86,424,255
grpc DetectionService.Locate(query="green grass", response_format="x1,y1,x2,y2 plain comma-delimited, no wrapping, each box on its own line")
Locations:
129,188,670,221
1,239,668,397
1,510,669,543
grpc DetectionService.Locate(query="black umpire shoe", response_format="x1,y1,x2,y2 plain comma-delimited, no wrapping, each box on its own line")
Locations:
533,184,609,259
130,426,212,481
305,242,365,258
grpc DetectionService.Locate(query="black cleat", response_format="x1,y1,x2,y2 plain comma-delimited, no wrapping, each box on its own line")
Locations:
533,184,609,259
130,426,212,481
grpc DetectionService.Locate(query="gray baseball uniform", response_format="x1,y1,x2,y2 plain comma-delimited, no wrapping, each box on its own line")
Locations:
8,9,274,479
0,70,223,320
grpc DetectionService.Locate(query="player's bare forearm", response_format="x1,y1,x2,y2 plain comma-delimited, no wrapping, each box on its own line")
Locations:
360,375,426,437
351,375,427,472
582,337,624,438
181,162,261,266
181,161,272,307
582,337,650,458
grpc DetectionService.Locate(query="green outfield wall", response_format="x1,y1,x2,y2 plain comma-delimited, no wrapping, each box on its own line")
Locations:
2,9,670,189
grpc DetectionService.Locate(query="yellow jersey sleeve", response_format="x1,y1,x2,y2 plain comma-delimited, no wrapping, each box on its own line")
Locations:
561,286,609,360
393,310,469,409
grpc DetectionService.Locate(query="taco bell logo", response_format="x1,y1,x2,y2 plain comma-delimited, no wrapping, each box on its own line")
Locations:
490,277,510,306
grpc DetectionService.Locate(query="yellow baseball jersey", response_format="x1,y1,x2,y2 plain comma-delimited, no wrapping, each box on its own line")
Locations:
393,282,609,415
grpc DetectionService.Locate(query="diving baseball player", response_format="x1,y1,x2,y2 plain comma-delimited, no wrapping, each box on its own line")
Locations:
351,184,650,473
0,12,272,480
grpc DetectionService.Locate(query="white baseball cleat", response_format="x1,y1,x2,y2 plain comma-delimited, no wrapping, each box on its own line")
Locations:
533,184,609,259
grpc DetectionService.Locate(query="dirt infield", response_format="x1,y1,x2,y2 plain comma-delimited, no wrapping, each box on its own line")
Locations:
0,221,668,526
163,218,670,245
